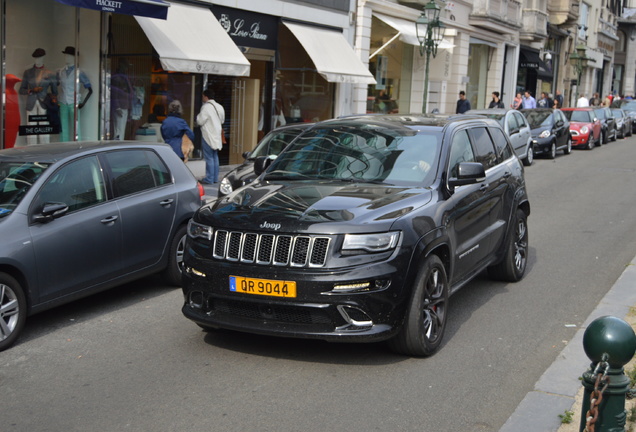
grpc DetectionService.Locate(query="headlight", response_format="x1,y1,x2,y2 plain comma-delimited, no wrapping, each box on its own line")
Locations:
342,232,400,253
219,177,233,195
539,130,551,138
580,126,589,134
187,219,213,240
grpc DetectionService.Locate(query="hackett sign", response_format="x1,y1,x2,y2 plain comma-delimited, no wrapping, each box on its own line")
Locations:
53,0,169,20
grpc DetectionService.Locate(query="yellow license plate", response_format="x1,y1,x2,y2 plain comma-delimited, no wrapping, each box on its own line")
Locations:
229,276,297,298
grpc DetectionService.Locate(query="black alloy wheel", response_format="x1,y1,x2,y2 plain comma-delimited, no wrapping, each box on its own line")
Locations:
488,208,529,282
389,255,448,357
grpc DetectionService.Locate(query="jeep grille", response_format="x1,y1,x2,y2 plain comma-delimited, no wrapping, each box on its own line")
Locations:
212,230,331,267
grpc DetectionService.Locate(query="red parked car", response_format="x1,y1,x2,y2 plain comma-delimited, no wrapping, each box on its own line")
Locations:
561,108,602,150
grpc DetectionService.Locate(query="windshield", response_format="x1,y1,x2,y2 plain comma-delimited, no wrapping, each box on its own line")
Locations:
480,114,505,127
264,125,441,186
0,161,50,218
250,127,307,159
523,111,553,128
563,110,591,122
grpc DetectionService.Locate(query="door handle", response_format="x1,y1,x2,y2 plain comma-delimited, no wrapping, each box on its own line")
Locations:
100,215,118,224
503,172,512,178
160,199,174,206
479,183,489,192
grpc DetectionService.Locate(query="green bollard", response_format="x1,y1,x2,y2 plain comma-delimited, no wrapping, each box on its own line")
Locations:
580,316,636,432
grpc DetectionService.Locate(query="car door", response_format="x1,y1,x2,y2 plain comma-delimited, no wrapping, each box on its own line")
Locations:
554,110,569,147
514,112,532,154
468,126,509,258
29,155,122,303
443,129,493,283
101,149,177,274
504,113,524,157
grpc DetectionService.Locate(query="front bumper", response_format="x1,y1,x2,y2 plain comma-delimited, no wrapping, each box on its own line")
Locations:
532,137,553,154
181,256,410,343
570,131,591,147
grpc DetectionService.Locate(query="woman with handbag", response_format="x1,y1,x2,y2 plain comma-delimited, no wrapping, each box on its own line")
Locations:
196,89,225,184
160,100,195,161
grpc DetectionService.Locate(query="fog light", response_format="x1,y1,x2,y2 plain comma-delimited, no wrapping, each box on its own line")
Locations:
189,291,204,309
333,281,371,292
191,267,206,277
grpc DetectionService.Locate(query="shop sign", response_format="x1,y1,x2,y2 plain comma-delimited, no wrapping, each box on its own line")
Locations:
53,0,169,20
19,125,59,136
212,6,278,51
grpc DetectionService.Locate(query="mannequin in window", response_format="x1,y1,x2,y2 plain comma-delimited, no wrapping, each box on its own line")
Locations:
5,74,22,148
57,46,92,142
111,58,133,140
19,48,58,144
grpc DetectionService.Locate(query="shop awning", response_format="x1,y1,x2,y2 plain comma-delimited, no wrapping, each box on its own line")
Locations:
54,0,169,20
135,3,250,75
283,21,376,85
519,49,541,69
372,13,455,51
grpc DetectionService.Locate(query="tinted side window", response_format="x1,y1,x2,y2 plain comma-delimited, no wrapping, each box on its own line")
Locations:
448,130,475,178
104,150,168,197
514,112,527,128
469,127,497,170
34,156,106,213
507,115,518,133
489,127,513,161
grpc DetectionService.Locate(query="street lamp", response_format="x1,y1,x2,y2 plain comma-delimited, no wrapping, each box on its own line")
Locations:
415,0,445,113
569,44,590,88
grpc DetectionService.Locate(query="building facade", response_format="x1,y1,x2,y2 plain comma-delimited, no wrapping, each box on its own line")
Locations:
0,0,374,166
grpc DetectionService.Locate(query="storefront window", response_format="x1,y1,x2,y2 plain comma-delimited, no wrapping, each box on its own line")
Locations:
5,0,100,147
367,16,411,114
107,14,201,144
277,24,334,124
467,44,490,110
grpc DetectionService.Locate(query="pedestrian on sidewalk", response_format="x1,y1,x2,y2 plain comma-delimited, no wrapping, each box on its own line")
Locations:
160,100,195,161
197,88,225,185
522,91,536,109
511,92,523,110
488,91,505,108
577,93,589,107
456,90,471,114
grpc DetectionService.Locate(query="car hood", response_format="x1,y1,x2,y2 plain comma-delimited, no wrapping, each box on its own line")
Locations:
226,161,256,183
198,180,434,234
530,126,552,136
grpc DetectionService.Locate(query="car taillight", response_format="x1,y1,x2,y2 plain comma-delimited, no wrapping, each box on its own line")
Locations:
197,182,205,201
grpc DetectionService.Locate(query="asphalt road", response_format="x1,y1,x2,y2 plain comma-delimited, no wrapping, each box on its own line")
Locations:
3,134,636,432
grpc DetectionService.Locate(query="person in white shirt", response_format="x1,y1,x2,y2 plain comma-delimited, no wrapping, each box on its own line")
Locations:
196,89,225,184
576,93,589,107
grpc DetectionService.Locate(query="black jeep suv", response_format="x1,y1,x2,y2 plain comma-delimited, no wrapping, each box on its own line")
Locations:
182,114,530,356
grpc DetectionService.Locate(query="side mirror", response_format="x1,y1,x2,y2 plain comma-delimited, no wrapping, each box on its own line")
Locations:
253,156,273,176
448,162,486,188
242,151,250,160
33,202,69,223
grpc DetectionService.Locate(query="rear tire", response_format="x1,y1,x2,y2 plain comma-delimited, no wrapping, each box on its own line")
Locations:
522,145,533,166
0,273,26,352
488,209,529,282
389,255,448,357
162,225,188,287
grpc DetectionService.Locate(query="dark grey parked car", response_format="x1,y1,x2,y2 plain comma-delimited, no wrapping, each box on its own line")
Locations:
0,141,204,351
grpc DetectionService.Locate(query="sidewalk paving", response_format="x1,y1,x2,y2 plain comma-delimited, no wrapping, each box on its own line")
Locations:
500,255,636,431
188,159,636,431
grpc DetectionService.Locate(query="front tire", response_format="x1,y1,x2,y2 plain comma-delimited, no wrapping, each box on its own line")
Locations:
0,273,26,352
161,225,188,287
389,255,448,357
597,130,605,146
488,209,529,282
587,136,595,150
563,137,572,155
548,142,557,159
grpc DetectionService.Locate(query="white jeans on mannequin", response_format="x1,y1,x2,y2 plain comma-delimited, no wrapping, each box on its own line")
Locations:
113,108,128,140
26,101,50,145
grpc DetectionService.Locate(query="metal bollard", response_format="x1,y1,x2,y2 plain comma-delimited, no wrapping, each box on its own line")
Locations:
579,316,636,432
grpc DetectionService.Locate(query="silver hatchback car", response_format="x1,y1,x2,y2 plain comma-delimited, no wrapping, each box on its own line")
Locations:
466,109,534,166
0,141,204,351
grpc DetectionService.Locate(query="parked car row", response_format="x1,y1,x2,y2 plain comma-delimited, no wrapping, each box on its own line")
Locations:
0,142,205,351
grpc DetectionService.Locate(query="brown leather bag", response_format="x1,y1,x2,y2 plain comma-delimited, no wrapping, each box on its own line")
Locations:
181,134,194,162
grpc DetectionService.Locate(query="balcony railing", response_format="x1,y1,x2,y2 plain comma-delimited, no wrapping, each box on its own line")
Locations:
469,0,523,33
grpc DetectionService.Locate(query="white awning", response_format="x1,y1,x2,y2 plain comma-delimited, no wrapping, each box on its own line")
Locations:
283,21,376,85
135,3,250,76
373,12,455,50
